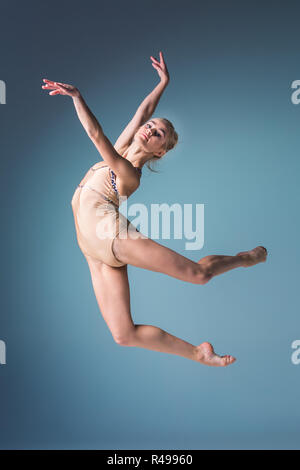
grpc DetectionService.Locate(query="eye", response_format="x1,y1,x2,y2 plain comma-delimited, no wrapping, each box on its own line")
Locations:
146,123,161,137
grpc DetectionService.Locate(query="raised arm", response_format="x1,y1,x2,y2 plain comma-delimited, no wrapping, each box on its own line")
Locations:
114,51,170,153
41,78,139,185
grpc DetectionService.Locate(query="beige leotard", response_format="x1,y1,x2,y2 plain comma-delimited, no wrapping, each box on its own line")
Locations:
71,161,143,267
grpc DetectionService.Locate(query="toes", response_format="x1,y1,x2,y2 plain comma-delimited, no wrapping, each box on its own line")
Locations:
222,355,236,366
258,246,268,261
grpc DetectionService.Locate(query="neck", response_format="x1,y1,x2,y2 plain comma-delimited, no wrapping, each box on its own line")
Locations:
122,141,155,169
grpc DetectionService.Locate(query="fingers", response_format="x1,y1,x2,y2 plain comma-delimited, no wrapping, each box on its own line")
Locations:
43,79,68,87
41,83,59,94
43,79,56,85
41,81,63,95
150,56,159,65
41,82,62,94
150,51,165,65
41,79,74,97
42,79,61,91
43,78,63,85
42,84,57,89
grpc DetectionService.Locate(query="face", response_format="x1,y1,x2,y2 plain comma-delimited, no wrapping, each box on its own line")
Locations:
135,119,168,157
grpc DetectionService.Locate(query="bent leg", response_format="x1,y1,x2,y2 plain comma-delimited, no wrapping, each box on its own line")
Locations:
84,256,235,366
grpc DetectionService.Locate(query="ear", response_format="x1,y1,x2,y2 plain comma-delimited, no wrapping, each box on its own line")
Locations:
156,149,167,157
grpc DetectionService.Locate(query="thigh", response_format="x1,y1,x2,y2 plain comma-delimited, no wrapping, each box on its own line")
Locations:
112,234,201,284
85,256,135,342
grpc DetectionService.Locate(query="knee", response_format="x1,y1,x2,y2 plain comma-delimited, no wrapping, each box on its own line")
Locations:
196,265,213,285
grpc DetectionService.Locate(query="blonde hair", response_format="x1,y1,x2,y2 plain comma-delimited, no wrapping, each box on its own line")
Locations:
146,118,178,173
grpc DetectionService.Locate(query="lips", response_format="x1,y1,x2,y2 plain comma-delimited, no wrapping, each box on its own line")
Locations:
141,132,149,141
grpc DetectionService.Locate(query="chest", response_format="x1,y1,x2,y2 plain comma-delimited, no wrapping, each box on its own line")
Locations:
80,162,137,198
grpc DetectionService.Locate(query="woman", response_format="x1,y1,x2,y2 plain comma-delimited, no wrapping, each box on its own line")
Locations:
42,51,267,367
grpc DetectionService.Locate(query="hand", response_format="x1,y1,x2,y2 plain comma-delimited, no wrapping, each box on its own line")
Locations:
150,51,170,84
41,79,80,98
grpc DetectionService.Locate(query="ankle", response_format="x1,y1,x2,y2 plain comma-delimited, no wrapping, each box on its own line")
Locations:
236,253,248,267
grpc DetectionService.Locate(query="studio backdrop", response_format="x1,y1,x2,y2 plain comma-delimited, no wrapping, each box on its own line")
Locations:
0,0,299,450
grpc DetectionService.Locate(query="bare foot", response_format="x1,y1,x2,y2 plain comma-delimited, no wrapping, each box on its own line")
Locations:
194,342,236,367
236,246,268,267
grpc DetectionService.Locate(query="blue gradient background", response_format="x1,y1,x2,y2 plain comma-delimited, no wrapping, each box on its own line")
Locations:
0,0,299,449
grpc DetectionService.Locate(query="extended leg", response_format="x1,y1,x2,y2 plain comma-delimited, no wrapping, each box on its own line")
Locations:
112,233,267,284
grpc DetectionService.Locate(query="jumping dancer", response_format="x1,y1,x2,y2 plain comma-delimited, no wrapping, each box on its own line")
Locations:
42,51,267,366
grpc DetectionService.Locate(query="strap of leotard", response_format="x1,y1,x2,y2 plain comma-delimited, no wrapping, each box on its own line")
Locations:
91,164,142,175
91,165,108,171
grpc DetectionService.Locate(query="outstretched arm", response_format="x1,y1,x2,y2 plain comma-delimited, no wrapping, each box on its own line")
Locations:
41,52,169,180
114,51,170,152
41,79,139,184
42,80,106,139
